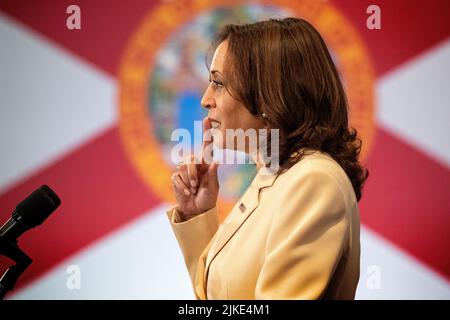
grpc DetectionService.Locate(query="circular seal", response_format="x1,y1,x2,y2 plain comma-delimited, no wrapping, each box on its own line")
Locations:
118,0,376,220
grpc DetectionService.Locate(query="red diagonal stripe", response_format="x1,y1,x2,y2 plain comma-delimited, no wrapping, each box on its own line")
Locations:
0,127,160,291
360,128,450,280
0,0,157,77
333,0,450,75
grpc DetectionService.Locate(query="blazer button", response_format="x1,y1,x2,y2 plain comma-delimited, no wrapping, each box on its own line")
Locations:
239,203,246,213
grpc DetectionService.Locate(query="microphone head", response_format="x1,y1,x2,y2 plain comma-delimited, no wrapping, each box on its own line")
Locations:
13,185,61,228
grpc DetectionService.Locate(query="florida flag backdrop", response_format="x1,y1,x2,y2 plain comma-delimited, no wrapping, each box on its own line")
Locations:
0,0,449,299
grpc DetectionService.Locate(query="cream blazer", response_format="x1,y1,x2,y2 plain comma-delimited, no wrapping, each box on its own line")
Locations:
167,150,360,299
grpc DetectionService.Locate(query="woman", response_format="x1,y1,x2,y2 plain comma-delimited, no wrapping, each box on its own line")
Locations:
167,17,368,299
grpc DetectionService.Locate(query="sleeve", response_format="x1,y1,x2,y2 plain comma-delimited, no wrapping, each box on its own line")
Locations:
166,206,219,289
255,169,350,299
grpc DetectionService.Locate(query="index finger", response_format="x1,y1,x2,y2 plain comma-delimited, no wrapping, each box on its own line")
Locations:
186,154,198,188
202,117,214,166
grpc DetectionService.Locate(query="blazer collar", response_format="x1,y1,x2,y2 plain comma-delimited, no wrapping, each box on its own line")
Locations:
250,166,280,189
199,167,280,296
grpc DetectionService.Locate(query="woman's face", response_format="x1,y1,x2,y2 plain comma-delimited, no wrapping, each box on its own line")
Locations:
201,40,265,152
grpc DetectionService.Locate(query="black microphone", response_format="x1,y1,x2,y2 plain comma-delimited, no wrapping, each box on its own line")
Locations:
0,185,61,242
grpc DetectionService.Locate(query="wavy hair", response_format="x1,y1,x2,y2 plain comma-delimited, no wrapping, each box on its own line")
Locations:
207,17,368,201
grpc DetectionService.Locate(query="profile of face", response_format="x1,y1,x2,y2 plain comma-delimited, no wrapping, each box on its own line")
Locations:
201,40,266,153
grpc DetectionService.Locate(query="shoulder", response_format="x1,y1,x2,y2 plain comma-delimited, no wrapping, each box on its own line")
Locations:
274,149,357,207
261,150,356,244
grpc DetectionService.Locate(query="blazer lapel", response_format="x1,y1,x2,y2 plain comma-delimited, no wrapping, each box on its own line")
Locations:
203,167,280,285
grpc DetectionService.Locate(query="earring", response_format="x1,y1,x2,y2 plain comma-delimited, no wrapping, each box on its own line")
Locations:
262,113,268,119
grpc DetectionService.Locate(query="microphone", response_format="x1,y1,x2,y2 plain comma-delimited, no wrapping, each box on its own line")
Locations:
0,185,61,242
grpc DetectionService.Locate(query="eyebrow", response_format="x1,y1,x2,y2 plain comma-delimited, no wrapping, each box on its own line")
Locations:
210,70,222,76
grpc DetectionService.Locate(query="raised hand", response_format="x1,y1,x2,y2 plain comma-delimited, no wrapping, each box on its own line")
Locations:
171,117,220,220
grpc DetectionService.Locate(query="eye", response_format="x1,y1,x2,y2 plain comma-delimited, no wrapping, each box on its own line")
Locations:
209,78,224,89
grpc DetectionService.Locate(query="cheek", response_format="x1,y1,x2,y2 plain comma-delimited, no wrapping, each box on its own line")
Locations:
221,100,246,128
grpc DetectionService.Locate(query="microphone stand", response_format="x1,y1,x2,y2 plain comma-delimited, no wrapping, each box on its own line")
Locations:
0,237,32,300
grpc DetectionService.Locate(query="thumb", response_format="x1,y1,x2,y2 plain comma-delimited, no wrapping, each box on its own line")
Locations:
207,161,219,190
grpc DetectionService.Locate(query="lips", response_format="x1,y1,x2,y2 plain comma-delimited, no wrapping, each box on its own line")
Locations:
211,121,220,129
208,117,221,129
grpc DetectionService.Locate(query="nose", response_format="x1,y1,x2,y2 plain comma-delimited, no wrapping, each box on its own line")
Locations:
200,86,215,110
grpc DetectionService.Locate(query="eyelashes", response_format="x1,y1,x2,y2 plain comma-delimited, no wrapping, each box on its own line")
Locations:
209,78,224,89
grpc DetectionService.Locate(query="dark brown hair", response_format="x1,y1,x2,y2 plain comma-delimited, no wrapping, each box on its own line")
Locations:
207,17,368,201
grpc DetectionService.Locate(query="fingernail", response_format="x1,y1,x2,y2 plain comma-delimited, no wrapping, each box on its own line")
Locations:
190,188,196,194
191,179,197,187
184,188,190,196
